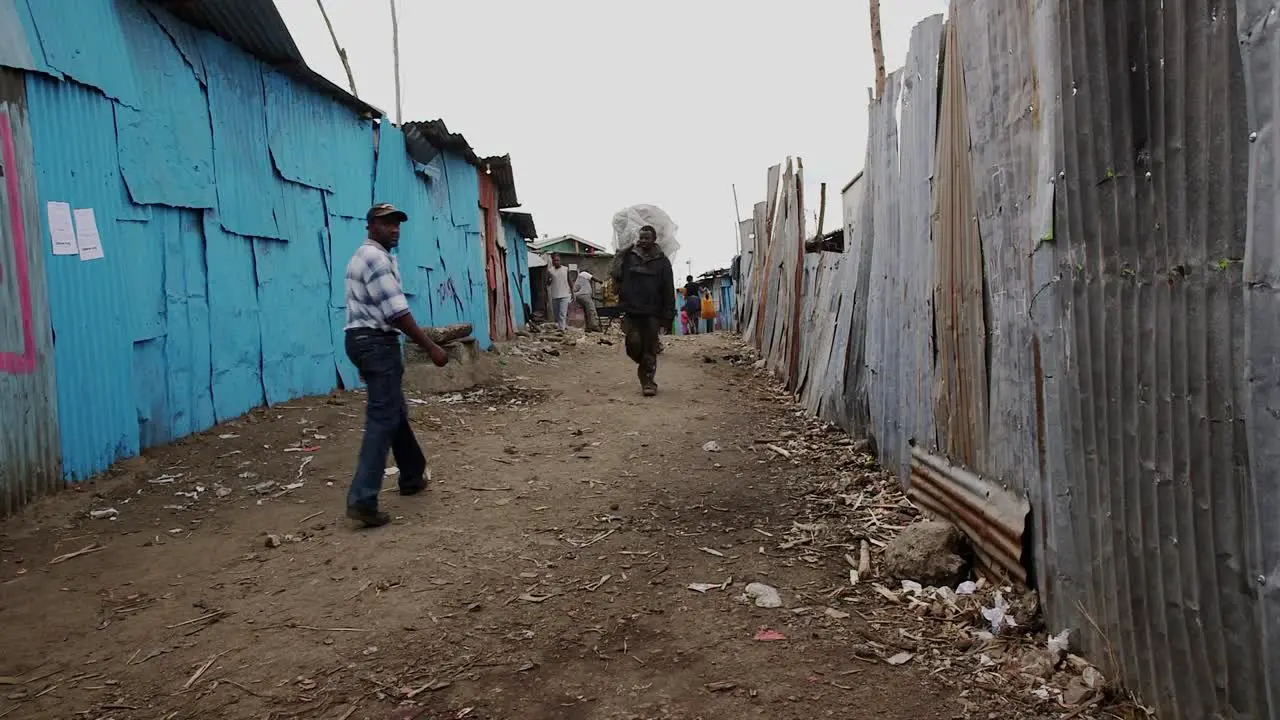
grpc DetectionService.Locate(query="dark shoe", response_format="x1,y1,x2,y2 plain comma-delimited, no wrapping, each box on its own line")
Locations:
399,467,432,496
346,506,391,528
642,384,657,397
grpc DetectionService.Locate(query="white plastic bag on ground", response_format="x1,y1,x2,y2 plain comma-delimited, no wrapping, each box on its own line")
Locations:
612,204,680,261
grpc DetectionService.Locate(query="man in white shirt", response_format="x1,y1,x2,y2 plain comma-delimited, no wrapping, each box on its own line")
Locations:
573,271,600,332
546,254,572,331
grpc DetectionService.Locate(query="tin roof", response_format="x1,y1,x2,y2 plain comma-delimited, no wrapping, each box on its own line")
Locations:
402,119,480,167
500,210,537,240
482,155,519,209
159,0,383,117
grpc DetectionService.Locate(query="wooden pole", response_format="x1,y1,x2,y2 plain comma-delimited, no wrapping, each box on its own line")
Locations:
870,0,886,98
815,182,827,240
390,0,402,124
316,0,358,97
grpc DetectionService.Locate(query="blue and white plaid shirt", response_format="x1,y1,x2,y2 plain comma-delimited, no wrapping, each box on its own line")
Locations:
344,240,411,332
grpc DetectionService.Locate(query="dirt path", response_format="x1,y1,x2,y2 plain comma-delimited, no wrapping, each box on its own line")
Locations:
1,333,975,720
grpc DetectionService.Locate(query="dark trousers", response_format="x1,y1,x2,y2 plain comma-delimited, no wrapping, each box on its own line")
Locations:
704,318,715,333
686,310,701,334
345,330,427,510
623,315,662,387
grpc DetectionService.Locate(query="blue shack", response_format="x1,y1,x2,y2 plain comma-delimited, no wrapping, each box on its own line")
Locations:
0,0,536,513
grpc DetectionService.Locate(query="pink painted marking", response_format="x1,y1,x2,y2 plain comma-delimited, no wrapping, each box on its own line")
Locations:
0,112,38,374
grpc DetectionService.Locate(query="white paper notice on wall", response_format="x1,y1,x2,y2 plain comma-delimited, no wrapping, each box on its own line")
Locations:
73,207,104,261
47,201,77,256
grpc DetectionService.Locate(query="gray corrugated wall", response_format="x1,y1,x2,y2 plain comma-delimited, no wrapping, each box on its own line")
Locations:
1048,1,1267,717
863,69,904,475
0,68,61,515
863,16,945,480
1237,0,1280,715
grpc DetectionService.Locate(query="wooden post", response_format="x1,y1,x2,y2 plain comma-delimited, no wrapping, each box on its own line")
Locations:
870,0,886,98
316,0,358,97
815,182,827,239
390,0,402,124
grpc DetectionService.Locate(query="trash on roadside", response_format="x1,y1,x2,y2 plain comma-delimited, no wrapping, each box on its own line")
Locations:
824,607,851,620
384,467,400,477
743,582,783,608
956,580,978,596
981,591,1018,634
1047,628,1071,658
218,433,239,440
88,508,119,520
753,628,787,642
687,578,732,593
885,652,914,666
148,473,183,485
702,441,722,453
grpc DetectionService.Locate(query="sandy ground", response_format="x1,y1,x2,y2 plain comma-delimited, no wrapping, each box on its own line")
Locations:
0,332,1058,720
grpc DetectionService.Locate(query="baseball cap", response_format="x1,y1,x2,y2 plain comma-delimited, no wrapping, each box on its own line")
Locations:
366,203,408,223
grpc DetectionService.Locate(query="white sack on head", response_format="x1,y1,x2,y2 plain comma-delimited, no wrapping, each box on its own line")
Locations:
611,204,680,260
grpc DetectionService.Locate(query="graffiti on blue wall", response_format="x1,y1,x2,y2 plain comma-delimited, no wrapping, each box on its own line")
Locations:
6,0,515,480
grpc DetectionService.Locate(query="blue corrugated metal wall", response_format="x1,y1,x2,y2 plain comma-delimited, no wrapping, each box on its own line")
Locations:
3,0,511,484
504,226,532,329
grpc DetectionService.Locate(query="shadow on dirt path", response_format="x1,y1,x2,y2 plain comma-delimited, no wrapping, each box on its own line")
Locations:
0,332,962,720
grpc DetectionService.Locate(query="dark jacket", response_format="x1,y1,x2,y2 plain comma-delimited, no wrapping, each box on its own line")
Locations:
611,247,675,322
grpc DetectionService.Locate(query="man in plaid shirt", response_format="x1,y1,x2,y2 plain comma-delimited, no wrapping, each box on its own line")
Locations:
343,203,449,528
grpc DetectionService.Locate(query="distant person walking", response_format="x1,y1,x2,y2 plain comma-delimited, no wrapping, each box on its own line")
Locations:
546,254,572,331
701,289,717,333
683,277,702,334
343,203,449,528
611,225,675,396
573,271,601,332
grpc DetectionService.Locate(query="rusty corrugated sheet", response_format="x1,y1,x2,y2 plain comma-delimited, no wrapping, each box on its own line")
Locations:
0,68,61,515
481,155,519,210
908,445,1028,584
932,19,988,471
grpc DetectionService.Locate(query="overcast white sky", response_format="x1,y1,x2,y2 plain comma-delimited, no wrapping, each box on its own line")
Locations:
274,0,948,276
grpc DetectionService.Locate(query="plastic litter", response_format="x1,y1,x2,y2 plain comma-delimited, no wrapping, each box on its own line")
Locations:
1047,629,1071,658
611,204,680,260
687,578,732,593
886,652,914,666
743,582,783,608
702,441,722,453
753,628,787,642
981,591,1018,634
955,580,978,596
88,508,119,520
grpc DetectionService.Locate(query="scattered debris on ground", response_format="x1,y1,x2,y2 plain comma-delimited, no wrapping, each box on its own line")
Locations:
0,335,1154,720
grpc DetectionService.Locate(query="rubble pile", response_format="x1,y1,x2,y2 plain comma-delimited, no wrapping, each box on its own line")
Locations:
727,340,1151,719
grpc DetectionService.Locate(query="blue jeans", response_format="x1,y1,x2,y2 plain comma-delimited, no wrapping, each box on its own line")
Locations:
345,330,427,511
553,297,571,329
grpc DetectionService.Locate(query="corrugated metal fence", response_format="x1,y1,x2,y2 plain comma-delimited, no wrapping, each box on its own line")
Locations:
0,0,534,504
735,1,1278,717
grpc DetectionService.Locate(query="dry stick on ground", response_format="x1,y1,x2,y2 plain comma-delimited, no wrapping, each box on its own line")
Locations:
182,650,232,691
166,610,225,629
49,543,104,564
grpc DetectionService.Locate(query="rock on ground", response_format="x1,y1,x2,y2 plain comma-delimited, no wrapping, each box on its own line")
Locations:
882,520,969,587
